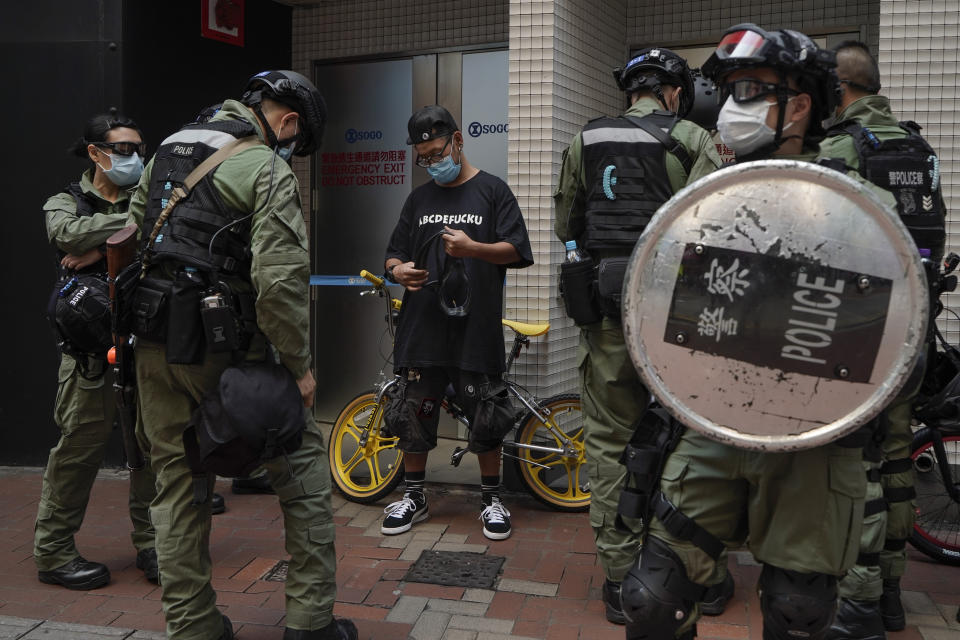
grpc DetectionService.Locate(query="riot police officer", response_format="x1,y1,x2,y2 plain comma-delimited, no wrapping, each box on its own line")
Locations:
126,71,355,640
37,112,158,589
553,48,725,624
617,26,870,640
819,41,947,639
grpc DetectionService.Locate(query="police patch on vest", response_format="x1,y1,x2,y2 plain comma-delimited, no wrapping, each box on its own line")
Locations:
663,245,892,383
172,144,195,156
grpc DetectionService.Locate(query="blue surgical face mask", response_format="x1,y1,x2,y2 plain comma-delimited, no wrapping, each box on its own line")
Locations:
99,152,144,187
277,143,296,162
276,118,299,162
427,153,462,184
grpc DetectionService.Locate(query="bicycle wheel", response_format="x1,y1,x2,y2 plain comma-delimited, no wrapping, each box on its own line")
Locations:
511,394,590,512
909,427,960,565
328,391,404,504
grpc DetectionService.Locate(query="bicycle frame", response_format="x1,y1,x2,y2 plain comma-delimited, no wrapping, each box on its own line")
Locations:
356,269,579,462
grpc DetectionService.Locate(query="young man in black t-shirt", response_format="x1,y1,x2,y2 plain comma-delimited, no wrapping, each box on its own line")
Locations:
382,105,533,540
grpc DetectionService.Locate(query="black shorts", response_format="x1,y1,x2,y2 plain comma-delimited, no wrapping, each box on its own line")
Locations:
383,367,516,454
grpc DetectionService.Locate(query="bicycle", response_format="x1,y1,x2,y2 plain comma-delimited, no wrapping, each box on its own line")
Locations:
327,270,590,512
909,252,960,565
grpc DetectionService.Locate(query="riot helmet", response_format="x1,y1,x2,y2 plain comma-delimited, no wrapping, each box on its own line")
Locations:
686,69,722,131
614,48,695,118
702,24,840,145
241,70,327,156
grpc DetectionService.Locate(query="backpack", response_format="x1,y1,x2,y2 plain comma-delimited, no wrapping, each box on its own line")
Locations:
829,120,945,255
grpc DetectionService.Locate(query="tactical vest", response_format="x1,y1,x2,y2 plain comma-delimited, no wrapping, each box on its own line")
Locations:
580,112,685,253
827,119,946,256
54,183,107,274
142,119,258,278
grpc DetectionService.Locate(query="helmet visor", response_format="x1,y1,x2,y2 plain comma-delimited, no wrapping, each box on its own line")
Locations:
715,29,769,62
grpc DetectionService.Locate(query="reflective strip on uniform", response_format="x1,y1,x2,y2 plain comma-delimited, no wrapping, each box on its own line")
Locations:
582,126,662,146
160,129,238,149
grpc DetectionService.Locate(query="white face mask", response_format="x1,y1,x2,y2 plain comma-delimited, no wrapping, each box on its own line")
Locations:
717,96,778,156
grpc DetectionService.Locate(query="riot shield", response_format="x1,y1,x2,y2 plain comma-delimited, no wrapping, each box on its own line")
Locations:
622,160,927,451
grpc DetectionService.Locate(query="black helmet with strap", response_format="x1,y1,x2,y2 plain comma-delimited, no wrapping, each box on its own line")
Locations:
241,69,327,156
703,24,840,142
686,69,722,131
614,47,695,119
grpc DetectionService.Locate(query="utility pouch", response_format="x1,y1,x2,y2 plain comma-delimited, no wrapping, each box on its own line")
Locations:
114,261,142,336
166,279,205,364
131,277,172,343
596,256,630,319
559,257,602,326
615,406,684,531
233,291,258,351
470,380,517,449
201,292,239,353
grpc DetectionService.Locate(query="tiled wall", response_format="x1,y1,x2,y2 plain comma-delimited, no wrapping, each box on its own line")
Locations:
627,0,880,52
880,1,960,343
506,0,626,397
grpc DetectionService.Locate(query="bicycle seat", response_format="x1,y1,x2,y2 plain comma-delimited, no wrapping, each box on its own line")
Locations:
501,319,550,336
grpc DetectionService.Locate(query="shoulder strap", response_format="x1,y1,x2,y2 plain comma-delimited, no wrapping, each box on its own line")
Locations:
64,182,99,217
141,135,260,277
899,120,922,135
624,114,693,176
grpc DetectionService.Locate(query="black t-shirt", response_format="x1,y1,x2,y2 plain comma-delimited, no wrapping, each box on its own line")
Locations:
385,170,533,373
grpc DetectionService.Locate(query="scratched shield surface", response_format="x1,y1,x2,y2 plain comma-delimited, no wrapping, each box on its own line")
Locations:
622,160,928,451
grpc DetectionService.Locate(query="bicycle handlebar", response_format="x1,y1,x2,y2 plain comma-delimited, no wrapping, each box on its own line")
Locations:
360,270,384,287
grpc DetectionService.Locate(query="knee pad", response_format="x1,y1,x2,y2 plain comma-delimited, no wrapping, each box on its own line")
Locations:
759,564,837,640
621,536,702,640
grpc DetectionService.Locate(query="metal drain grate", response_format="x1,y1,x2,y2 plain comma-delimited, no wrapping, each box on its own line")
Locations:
404,550,505,589
261,560,289,582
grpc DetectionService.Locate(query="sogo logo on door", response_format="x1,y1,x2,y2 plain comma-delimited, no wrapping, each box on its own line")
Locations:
468,121,509,137
344,128,383,143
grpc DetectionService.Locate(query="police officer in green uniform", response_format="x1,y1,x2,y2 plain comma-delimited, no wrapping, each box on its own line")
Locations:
127,71,355,640
36,113,158,589
553,49,725,625
818,41,947,639
618,26,872,640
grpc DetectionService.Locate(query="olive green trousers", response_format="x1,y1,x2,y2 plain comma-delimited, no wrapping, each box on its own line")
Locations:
34,355,156,571
136,343,337,640
647,431,866,634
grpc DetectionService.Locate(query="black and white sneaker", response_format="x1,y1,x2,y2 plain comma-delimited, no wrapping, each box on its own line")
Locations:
381,493,429,535
480,498,512,540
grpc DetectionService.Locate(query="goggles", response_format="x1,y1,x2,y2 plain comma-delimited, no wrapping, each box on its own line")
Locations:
94,140,146,157
415,135,453,168
414,230,472,318
720,79,797,103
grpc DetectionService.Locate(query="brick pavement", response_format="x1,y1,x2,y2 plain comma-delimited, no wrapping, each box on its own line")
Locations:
1,466,959,639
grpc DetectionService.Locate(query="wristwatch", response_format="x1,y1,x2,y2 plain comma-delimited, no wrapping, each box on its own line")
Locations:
386,264,398,283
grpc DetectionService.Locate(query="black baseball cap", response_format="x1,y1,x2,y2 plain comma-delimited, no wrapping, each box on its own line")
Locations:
406,105,459,145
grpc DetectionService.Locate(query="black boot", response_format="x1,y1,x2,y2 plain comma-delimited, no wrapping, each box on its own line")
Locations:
602,579,625,624
826,598,886,640
211,492,226,515
135,548,160,584
219,614,234,640
879,578,906,631
38,556,110,590
283,618,358,640
701,572,735,616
